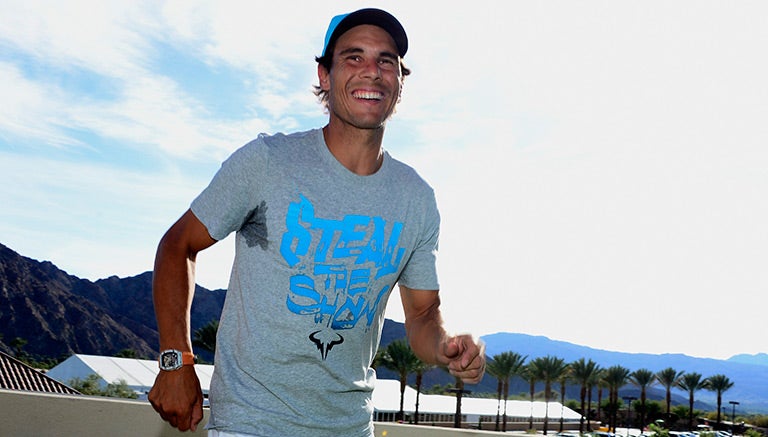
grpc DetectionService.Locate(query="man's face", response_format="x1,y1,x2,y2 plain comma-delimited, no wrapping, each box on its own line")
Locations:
319,24,403,130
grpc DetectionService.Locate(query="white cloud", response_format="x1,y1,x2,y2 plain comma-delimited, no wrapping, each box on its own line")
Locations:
0,1,156,78
0,63,85,148
0,150,211,280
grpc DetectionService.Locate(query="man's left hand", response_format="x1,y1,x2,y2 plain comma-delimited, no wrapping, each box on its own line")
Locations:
439,334,486,384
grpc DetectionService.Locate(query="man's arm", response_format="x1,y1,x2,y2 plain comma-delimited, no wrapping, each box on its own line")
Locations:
148,209,216,431
398,285,486,384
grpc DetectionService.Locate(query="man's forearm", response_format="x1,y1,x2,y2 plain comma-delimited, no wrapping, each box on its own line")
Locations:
152,232,197,352
402,292,448,365
152,210,216,352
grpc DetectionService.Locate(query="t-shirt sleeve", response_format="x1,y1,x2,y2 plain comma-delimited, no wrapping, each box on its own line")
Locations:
190,139,265,241
397,189,440,291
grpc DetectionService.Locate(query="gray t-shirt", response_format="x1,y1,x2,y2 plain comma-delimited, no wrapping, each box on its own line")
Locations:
191,128,440,436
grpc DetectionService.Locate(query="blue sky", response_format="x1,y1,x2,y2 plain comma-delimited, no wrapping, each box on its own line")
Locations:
2,1,767,360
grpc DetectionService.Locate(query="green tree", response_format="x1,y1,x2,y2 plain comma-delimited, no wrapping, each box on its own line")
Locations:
571,358,602,433
10,337,27,359
558,366,572,432
677,372,708,430
192,319,219,355
602,365,630,433
596,370,609,428
487,351,527,432
705,374,734,426
425,383,450,394
115,349,139,359
104,379,138,399
648,421,671,437
529,355,569,435
523,364,539,431
487,359,505,430
68,374,138,399
672,404,690,424
643,400,664,424
412,358,433,425
588,368,604,431
656,367,684,417
377,339,419,422
630,368,656,429
68,374,103,395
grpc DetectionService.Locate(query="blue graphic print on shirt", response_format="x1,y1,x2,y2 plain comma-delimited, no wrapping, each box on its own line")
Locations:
280,194,406,359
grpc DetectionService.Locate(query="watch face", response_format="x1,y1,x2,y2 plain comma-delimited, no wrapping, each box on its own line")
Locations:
160,350,181,370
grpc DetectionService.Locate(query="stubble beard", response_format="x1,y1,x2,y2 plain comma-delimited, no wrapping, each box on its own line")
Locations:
329,102,391,132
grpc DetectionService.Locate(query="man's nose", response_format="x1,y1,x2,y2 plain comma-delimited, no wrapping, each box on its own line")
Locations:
360,60,381,80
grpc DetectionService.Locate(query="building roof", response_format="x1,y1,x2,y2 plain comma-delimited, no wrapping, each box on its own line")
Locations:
0,351,80,395
45,354,214,396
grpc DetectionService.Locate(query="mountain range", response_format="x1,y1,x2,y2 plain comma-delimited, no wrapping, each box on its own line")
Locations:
1,242,765,413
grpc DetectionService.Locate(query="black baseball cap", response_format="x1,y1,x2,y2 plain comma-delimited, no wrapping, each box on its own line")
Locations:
321,8,408,58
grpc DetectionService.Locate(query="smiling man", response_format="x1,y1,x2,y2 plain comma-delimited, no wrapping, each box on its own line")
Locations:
148,8,485,437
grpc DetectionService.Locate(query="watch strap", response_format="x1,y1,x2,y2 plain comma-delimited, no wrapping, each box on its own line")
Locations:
180,351,195,366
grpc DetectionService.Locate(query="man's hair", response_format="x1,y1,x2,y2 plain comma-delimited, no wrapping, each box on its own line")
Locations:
313,53,412,109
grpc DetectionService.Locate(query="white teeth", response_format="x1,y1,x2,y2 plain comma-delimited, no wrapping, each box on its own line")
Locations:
353,91,383,100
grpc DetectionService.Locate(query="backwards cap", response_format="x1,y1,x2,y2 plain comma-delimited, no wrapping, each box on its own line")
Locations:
321,8,408,58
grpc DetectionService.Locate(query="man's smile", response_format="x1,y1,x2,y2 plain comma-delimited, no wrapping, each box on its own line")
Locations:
352,89,384,101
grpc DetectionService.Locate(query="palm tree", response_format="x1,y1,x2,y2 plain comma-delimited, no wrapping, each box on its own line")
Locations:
487,351,527,431
602,365,630,433
596,370,609,428
677,372,708,431
530,355,569,435
487,359,505,431
571,358,601,433
656,367,684,418
377,340,420,422
630,368,656,429
705,374,734,426
587,367,603,431
558,366,572,432
192,319,219,355
524,364,539,431
412,359,433,425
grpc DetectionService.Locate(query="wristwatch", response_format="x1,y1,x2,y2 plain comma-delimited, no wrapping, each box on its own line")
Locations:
158,349,196,371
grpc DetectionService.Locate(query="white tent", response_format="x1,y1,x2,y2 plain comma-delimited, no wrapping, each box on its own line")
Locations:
45,354,214,398
372,379,582,423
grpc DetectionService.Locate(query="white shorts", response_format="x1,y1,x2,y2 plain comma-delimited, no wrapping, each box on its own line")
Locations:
209,430,255,437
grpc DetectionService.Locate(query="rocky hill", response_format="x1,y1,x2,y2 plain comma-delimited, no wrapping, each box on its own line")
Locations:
0,243,224,361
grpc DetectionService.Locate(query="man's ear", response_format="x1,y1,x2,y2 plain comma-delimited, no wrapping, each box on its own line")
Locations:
318,64,330,91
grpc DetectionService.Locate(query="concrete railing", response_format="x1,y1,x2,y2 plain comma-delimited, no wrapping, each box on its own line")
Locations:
0,389,510,436
1,389,208,437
